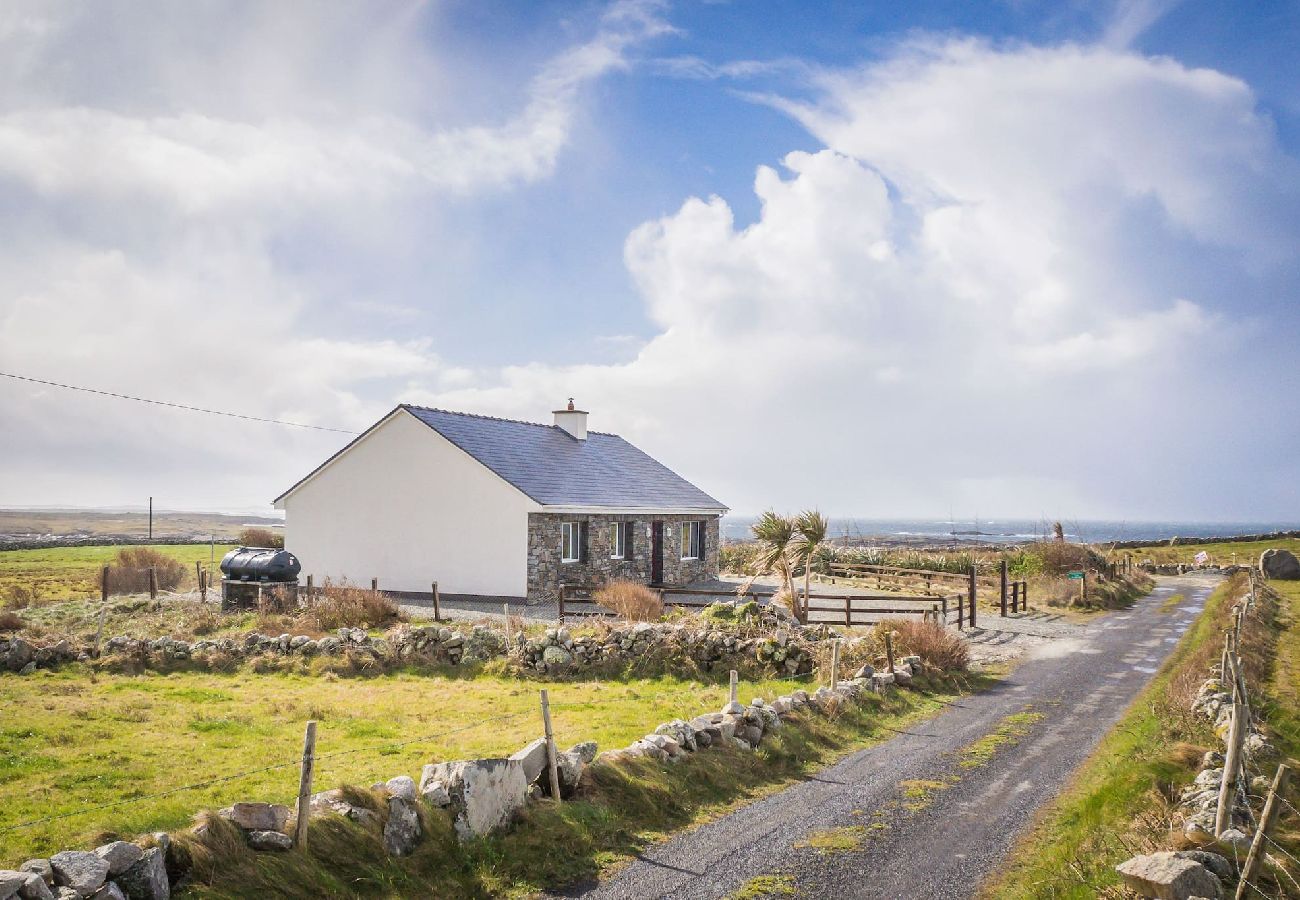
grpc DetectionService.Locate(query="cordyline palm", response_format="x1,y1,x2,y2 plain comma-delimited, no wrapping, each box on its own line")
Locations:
748,511,798,618
794,510,829,622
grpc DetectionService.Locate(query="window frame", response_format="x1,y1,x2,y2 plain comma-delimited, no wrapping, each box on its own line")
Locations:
561,522,580,563
681,520,701,560
609,522,626,559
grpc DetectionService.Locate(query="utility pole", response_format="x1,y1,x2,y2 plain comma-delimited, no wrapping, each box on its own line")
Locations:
148,496,153,541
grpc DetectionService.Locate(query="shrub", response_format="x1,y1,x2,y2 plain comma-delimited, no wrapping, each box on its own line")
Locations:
593,580,664,621
1026,541,1106,576
880,618,970,671
2,584,37,610
238,527,283,549
108,547,186,594
298,581,403,632
0,610,24,631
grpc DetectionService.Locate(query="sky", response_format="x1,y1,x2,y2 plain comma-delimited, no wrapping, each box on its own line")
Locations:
0,0,1297,522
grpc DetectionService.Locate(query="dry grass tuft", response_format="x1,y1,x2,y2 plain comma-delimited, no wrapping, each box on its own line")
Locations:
0,609,25,631
594,580,664,621
107,547,186,594
882,618,970,671
237,527,283,549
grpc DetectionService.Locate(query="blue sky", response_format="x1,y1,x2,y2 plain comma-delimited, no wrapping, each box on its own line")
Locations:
0,0,1297,521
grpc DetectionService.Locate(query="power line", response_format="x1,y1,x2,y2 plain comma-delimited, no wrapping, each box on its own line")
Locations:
0,371,359,435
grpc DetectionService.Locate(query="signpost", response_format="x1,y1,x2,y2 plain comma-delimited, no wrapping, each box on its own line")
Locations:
1068,570,1086,604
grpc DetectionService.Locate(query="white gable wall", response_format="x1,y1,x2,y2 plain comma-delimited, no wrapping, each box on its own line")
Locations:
282,410,540,596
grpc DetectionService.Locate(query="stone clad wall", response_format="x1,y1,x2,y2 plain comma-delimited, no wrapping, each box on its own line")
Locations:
526,513,720,603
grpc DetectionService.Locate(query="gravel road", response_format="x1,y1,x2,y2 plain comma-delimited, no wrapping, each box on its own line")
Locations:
561,573,1219,900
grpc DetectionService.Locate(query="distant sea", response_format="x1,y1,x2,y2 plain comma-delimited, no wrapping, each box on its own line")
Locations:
719,517,1300,546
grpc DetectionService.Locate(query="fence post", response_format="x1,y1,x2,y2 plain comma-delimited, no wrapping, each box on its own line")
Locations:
148,566,157,600
94,607,106,658
371,577,378,595
1235,763,1292,899
968,564,977,629
1080,570,1087,605
540,690,562,802
729,669,738,706
884,630,895,675
999,559,1008,617
844,596,851,629
956,591,964,631
101,565,110,603
195,561,202,595
503,603,511,641
199,568,207,603
431,581,440,621
294,720,317,849
305,574,312,599
1215,702,1247,835
1021,581,1029,612
557,584,566,623
940,597,948,626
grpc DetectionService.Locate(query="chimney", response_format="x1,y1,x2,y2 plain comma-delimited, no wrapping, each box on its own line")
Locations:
552,398,588,440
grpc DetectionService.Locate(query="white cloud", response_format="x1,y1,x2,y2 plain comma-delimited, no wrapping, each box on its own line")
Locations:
414,38,1300,519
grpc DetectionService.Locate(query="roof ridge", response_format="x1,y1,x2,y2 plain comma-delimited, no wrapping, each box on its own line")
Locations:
400,403,616,436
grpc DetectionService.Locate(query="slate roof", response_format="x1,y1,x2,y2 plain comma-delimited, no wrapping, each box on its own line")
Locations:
273,405,727,511
401,405,727,510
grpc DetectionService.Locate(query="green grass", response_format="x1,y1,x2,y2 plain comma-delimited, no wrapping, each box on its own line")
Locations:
795,825,867,853
169,671,984,898
728,874,797,898
983,574,1286,899
1,543,235,606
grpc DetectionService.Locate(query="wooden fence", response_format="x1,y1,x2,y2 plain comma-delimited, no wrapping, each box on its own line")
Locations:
823,560,1029,622
558,584,966,629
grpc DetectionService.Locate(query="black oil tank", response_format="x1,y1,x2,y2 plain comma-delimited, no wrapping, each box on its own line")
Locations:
219,547,302,582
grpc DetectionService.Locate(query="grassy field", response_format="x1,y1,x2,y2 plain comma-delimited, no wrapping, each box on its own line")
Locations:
986,572,1300,898
0,665,982,870
1118,535,1300,568
1,543,237,606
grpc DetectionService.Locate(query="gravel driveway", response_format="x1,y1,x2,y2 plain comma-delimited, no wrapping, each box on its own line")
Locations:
559,573,1220,900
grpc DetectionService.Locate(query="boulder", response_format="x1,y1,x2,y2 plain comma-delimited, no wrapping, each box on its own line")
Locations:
114,847,168,900
1,872,29,898
218,802,290,833
18,872,55,900
309,789,379,827
383,797,421,856
1174,850,1232,883
420,758,528,840
49,852,109,898
508,738,549,786
541,646,572,667
18,863,52,888
1260,548,1300,580
92,844,141,878
1116,852,1223,900
246,831,293,852
382,776,417,802
87,886,124,900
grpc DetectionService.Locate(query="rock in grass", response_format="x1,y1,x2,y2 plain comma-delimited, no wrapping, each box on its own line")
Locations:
49,852,109,898
86,885,124,900
18,871,56,900
246,831,293,852
1174,850,1232,883
383,775,417,802
1260,548,1300,579
18,863,52,889
218,802,290,833
113,848,168,900
1116,852,1222,900
420,758,528,841
382,797,421,857
93,844,141,878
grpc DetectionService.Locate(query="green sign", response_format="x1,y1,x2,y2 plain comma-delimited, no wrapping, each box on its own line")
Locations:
1067,571,1085,580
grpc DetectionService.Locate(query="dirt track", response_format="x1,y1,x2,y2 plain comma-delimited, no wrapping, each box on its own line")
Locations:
561,574,1218,899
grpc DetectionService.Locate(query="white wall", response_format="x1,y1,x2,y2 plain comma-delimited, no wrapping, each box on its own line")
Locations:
282,410,539,596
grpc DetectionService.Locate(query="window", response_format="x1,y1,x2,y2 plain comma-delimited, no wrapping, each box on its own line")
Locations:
681,520,702,560
561,522,579,563
609,522,625,559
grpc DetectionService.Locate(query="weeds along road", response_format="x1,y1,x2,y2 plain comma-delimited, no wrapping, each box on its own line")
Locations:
566,574,1220,900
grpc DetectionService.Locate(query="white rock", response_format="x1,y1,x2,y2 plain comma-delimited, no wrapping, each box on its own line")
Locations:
383,776,417,802
509,738,550,786
49,852,109,898
383,797,421,857
92,844,142,878
246,831,293,852
218,802,290,833
1116,852,1223,900
420,758,528,840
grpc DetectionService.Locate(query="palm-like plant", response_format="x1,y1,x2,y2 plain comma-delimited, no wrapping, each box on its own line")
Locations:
749,510,798,617
794,510,830,622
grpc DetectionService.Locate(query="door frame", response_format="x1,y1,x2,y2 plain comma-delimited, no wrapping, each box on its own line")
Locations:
650,520,664,585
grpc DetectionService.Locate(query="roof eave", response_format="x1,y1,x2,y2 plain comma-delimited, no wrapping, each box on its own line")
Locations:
537,504,729,516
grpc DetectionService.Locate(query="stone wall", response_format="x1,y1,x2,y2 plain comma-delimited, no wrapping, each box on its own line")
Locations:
526,513,720,603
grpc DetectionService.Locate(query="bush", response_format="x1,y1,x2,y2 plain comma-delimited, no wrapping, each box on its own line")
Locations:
0,610,24,631
108,547,186,594
297,581,403,632
1026,541,1106,576
880,618,970,671
238,527,283,549
2,584,37,610
593,580,664,621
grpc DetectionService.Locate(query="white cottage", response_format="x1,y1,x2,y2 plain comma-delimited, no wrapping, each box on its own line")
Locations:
274,402,728,602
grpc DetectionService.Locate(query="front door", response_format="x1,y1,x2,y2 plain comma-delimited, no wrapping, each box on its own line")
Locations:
650,521,664,585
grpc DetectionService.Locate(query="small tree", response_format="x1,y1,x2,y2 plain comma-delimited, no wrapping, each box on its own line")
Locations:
238,527,284,549
750,511,799,620
794,510,830,622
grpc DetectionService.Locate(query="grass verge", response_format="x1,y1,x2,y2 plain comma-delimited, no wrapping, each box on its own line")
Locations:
1,543,236,607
